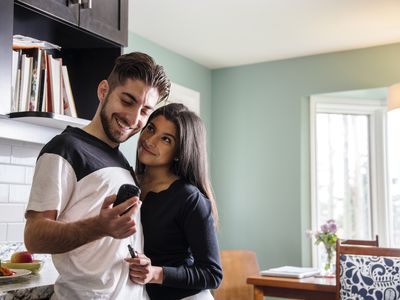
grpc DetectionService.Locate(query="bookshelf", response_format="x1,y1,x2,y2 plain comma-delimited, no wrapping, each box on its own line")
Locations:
8,111,90,130
0,0,128,128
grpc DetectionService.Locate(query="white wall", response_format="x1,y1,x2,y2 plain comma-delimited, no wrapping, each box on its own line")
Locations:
0,138,42,242
0,119,62,243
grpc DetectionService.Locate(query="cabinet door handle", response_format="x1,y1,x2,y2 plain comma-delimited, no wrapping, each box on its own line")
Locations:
81,0,93,9
68,0,82,5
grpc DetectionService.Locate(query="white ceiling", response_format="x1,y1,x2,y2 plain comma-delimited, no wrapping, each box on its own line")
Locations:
129,0,400,69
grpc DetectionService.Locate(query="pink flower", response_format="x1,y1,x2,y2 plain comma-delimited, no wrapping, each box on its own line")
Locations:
305,229,314,239
306,219,338,248
328,222,337,233
320,224,329,233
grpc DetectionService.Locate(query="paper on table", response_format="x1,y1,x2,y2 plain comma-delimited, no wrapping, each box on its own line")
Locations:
260,266,320,278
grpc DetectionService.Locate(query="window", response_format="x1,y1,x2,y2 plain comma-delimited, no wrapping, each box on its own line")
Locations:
316,113,372,237
310,94,387,267
388,109,400,247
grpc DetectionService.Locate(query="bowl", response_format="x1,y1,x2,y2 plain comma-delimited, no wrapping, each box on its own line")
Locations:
2,260,43,274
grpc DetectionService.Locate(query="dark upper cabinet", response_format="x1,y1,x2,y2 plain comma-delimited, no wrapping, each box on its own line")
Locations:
0,0,13,107
17,0,79,25
80,0,128,46
16,0,128,46
0,0,127,120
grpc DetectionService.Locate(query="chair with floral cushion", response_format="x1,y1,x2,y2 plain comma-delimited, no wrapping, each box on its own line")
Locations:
336,239,400,300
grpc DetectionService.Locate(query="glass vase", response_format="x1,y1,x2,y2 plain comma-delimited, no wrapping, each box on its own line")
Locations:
321,245,336,277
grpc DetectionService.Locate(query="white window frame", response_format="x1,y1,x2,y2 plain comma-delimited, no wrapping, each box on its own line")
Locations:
309,95,388,266
169,82,200,115
157,82,200,115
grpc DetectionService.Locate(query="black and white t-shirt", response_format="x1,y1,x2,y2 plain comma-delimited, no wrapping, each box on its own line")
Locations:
27,126,146,300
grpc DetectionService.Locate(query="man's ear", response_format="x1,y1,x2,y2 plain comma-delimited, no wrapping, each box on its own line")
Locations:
97,80,109,103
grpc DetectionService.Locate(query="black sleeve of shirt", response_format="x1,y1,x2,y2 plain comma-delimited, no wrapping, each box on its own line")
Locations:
161,191,223,290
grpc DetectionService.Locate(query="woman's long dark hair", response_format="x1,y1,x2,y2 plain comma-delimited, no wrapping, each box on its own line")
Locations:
135,103,218,226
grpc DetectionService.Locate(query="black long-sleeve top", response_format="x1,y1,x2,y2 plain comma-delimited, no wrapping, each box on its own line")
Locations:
141,179,223,300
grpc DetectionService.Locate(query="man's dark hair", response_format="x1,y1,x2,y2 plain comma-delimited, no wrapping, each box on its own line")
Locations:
107,52,170,103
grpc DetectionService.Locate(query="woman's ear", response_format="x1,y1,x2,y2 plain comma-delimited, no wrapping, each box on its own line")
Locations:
97,80,110,103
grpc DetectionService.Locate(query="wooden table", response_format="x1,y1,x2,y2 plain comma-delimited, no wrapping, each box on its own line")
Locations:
247,275,336,300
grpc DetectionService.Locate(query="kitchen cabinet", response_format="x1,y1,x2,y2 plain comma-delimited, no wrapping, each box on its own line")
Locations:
17,0,128,46
0,0,128,124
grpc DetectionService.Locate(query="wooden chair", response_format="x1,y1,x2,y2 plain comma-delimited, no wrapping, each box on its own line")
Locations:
214,250,260,300
336,239,400,300
340,234,379,247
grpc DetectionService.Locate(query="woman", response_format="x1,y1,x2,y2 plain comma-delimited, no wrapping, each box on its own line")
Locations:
127,103,222,300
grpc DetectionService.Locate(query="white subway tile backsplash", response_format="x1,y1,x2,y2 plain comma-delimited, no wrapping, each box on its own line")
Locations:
7,223,25,242
25,167,34,184
0,144,11,164
0,138,41,243
9,185,31,203
0,164,26,184
2,139,24,147
0,224,7,241
0,204,25,222
12,146,40,166
0,184,9,202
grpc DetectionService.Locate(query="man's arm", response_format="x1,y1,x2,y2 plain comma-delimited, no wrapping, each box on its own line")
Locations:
24,195,139,254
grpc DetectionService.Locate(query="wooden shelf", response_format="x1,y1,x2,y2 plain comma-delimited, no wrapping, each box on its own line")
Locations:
8,111,89,129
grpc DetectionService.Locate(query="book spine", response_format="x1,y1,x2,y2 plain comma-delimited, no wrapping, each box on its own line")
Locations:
61,65,77,118
27,48,43,111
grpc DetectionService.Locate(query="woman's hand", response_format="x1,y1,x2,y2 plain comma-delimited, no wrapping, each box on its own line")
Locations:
125,253,164,284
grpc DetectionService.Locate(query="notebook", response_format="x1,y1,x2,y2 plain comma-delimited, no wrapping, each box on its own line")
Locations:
260,266,320,278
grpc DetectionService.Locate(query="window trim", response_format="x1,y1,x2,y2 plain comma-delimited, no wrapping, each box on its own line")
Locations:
309,95,388,267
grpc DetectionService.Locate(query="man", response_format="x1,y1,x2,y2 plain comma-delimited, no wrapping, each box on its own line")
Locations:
24,52,170,299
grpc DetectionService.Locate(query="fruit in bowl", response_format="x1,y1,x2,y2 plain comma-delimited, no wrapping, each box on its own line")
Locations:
11,251,33,263
3,251,43,274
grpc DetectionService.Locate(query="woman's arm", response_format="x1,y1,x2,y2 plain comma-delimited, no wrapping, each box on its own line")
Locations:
160,192,223,289
129,192,223,289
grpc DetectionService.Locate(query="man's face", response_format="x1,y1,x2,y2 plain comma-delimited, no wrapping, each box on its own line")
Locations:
99,79,159,146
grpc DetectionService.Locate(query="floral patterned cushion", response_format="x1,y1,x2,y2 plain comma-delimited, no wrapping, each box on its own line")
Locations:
339,254,400,300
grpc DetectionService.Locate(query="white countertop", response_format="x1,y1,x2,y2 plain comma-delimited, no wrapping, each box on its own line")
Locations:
0,260,58,299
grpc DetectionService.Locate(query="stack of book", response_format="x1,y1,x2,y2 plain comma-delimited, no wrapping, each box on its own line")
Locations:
11,35,77,118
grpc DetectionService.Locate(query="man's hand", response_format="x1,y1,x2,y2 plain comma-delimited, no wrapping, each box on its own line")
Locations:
96,195,140,239
126,253,163,285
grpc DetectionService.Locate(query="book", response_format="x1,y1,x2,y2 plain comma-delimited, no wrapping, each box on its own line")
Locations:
13,34,61,50
45,53,52,113
18,54,33,112
25,48,43,111
47,54,63,114
11,50,21,112
61,65,77,117
36,66,46,113
260,266,320,279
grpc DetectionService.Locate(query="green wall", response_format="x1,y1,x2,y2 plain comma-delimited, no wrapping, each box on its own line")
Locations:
212,43,400,269
123,32,400,271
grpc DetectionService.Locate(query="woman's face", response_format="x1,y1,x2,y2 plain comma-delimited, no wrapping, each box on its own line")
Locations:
137,115,178,169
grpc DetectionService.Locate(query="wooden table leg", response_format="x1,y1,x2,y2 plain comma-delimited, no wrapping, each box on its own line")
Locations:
254,286,264,300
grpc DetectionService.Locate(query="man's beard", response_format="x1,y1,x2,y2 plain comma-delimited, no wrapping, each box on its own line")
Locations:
100,97,135,144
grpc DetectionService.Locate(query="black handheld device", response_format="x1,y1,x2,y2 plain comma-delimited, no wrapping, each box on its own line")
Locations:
113,184,141,207
128,244,138,258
